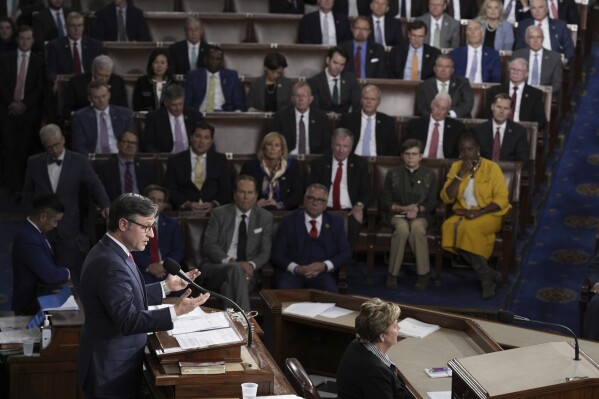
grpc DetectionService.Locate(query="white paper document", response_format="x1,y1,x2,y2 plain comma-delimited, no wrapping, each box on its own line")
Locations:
44,295,79,311
283,302,336,318
319,306,354,318
175,327,242,349
168,311,231,336
0,316,31,331
398,317,440,338
149,304,206,319
0,328,41,344
427,391,451,399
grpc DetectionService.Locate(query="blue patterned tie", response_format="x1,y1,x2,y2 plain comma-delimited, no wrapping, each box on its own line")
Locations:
531,53,539,86
361,117,373,156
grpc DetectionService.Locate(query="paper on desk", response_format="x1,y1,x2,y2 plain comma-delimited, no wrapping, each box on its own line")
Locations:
149,304,206,319
283,302,336,318
168,311,231,336
43,295,79,311
175,327,242,349
319,306,354,318
0,316,31,331
0,328,41,344
398,317,440,338
427,391,451,399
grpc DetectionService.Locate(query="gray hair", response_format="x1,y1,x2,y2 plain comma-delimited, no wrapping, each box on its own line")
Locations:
92,55,114,72
305,183,329,198
362,84,381,99
509,57,529,72
163,84,185,103
331,127,354,142
39,124,63,143
433,92,453,108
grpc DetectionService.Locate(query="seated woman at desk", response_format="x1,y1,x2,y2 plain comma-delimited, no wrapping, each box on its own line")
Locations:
246,52,293,112
133,48,175,112
440,131,511,299
337,298,412,399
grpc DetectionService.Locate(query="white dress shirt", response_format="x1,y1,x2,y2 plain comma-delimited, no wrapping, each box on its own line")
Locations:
353,112,377,156
528,49,544,86
327,157,352,209
372,16,386,46
492,120,507,146
224,208,256,269
509,81,524,121
429,15,444,46
466,45,483,84
536,17,552,51
320,10,337,45
424,117,446,158
199,70,225,112
47,151,65,193
291,108,311,155
94,106,118,153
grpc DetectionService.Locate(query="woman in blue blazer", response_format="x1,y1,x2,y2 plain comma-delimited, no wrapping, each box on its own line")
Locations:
477,0,515,51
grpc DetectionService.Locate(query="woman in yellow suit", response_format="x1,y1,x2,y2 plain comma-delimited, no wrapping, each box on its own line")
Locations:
440,132,511,299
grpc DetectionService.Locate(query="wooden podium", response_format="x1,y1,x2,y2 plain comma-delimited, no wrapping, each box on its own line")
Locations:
448,342,599,398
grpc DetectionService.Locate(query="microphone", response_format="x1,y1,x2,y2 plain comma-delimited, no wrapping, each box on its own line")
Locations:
497,310,579,361
163,258,253,348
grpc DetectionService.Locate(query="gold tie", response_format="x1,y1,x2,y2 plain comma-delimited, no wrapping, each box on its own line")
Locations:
411,51,419,81
206,74,216,112
194,155,204,190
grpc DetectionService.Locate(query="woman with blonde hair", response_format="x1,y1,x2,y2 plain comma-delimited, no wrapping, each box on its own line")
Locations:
476,0,514,51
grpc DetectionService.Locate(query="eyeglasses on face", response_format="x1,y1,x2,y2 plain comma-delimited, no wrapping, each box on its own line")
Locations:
126,219,156,233
305,195,327,204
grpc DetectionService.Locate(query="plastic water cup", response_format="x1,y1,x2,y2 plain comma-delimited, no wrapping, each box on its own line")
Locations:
22,337,35,356
241,382,258,399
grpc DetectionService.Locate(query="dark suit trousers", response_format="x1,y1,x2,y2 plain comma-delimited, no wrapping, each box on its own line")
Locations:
49,234,89,292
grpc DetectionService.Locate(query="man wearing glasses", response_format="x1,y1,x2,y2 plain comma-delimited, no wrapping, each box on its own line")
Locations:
271,183,352,292
78,193,209,399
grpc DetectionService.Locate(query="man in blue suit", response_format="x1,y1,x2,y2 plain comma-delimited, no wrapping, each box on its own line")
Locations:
514,0,574,65
77,193,209,399
271,183,352,292
450,20,501,84
184,45,244,112
71,80,134,155
91,0,151,42
340,16,387,79
132,185,184,285
12,194,70,315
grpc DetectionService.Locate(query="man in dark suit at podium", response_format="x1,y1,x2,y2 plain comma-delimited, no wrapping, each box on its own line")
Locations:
77,193,209,399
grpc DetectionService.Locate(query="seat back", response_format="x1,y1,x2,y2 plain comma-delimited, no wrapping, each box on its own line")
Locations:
365,79,419,117
202,13,250,44
284,358,321,399
104,42,164,75
231,0,269,13
131,0,176,11
145,12,188,42
205,112,271,155
180,0,226,12
251,14,302,44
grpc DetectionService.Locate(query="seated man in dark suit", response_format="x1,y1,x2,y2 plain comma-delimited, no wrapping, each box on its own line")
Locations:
333,0,371,16
32,0,73,54
271,81,332,155
369,0,404,47
71,80,134,155
387,0,428,18
270,0,305,14
340,16,387,79
45,12,104,83
12,193,70,315
450,19,501,84
389,19,440,81
340,84,399,156
298,0,352,45
416,54,474,118
132,185,184,285
143,84,203,153
484,57,548,131
271,183,352,292
417,0,460,49
184,45,244,112
308,46,361,114
63,55,127,118
446,0,479,20
404,92,463,159
308,128,371,248
200,175,273,311
168,15,210,75
95,130,158,201
518,0,579,25
476,92,528,162
164,121,232,211
91,0,150,42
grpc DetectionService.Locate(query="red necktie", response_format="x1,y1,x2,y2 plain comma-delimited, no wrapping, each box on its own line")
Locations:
355,45,362,79
492,127,501,162
72,41,82,74
428,122,440,158
309,220,318,239
550,0,559,19
124,161,133,193
509,86,518,121
149,226,160,263
332,161,342,210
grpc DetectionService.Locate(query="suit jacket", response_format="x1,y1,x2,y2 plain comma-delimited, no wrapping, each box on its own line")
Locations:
416,76,474,118
332,0,371,15
45,36,104,82
450,0,479,19
0,0,43,26
95,154,159,201
417,13,460,49
485,83,548,130
71,105,134,155
339,40,388,79
514,17,574,64
519,0,579,25
64,72,128,116
142,106,203,153
201,203,273,271
269,0,305,14
77,235,172,398
403,116,463,159
132,214,184,284
91,3,151,42
22,150,110,239
476,119,529,162
477,18,514,51
339,110,399,156
246,75,293,112
184,67,244,112
308,70,361,114
500,0,530,22
32,6,74,53
368,15,404,46
308,153,372,208
240,158,303,210
388,43,440,80
512,47,563,94
271,106,332,154
132,75,175,112
164,149,232,208
12,221,69,314
387,0,427,18
271,209,352,270
168,40,209,75
450,45,502,83
0,51,45,111
297,11,352,44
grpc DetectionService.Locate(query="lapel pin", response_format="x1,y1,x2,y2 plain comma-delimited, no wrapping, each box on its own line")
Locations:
325,223,330,229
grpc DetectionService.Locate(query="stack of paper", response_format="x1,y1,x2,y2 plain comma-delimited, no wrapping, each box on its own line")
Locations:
282,302,353,318
398,317,440,339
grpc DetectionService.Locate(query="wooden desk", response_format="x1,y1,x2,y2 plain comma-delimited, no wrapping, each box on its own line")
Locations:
260,289,599,399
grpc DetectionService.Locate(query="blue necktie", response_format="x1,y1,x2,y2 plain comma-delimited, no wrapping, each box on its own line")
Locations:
362,117,373,156
55,12,65,37
531,53,539,85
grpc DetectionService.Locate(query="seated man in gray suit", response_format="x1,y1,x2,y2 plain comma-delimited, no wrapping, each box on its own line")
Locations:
200,175,273,311
417,0,460,49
